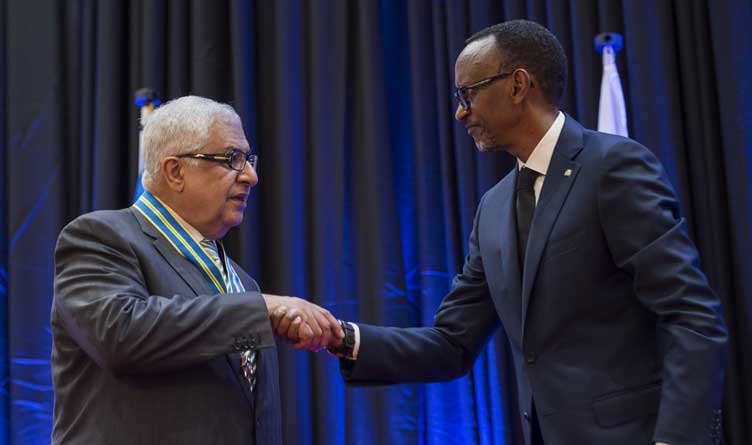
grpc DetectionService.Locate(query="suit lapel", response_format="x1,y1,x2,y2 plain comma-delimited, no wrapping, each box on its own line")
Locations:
496,169,523,310
131,207,257,404
520,116,584,334
129,207,214,296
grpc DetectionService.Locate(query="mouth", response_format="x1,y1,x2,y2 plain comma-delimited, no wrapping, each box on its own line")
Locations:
229,193,249,204
465,124,480,135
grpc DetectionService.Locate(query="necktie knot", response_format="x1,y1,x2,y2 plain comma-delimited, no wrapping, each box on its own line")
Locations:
517,167,539,191
200,239,218,254
200,239,227,283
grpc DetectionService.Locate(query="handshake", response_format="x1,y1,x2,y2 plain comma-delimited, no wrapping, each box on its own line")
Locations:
263,294,346,353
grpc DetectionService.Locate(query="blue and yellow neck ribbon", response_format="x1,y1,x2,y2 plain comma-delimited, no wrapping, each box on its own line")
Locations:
217,241,246,293
133,191,244,295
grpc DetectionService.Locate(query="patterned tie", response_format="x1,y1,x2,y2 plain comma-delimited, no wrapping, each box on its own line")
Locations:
200,239,229,288
200,239,257,391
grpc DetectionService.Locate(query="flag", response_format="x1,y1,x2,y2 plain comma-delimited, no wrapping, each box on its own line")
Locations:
133,89,160,202
597,45,628,137
133,128,146,203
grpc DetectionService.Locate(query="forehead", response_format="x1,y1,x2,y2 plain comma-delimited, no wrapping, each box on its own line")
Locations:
455,37,502,86
207,119,250,150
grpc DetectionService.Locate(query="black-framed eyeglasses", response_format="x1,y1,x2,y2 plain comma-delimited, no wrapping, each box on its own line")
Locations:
454,71,514,111
177,148,258,172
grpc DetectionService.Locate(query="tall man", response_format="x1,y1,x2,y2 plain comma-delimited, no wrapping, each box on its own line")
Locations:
329,20,727,445
51,95,341,444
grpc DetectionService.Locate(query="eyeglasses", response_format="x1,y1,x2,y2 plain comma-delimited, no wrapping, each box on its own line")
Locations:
177,148,258,172
454,71,514,111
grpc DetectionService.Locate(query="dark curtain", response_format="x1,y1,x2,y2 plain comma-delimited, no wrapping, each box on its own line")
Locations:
2,0,750,444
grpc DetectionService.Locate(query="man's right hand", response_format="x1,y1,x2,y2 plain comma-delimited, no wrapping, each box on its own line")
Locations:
262,294,343,351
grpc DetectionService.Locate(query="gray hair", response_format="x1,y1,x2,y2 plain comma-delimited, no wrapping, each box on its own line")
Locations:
141,95,241,190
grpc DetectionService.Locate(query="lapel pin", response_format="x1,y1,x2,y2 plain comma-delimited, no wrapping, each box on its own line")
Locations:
564,169,572,177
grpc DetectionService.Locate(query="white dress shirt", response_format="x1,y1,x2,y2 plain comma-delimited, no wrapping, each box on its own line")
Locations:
160,200,227,280
517,111,566,204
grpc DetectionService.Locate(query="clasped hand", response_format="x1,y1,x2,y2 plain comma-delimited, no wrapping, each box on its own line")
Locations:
263,294,344,351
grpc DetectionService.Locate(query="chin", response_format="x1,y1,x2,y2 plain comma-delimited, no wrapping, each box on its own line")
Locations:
475,141,500,152
229,214,244,227
219,214,244,233
474,136,506,153
475,142,490,152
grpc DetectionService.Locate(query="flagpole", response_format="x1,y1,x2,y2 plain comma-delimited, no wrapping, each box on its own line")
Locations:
133,88,161,202
594,33,628,137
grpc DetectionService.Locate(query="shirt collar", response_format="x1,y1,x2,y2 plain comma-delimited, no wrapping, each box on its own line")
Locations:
517,111,565,175
158,198,207,243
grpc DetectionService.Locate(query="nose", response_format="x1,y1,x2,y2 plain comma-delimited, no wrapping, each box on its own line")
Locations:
238,161,259,187
455,103,469,121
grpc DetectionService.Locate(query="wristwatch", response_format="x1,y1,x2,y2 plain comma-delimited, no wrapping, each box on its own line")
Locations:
328,320,355,359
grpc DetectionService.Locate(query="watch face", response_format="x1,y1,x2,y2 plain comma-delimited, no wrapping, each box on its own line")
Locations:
343,325,355,348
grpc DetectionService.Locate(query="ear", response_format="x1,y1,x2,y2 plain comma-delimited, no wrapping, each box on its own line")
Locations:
510,69,533,104
162,157,185,192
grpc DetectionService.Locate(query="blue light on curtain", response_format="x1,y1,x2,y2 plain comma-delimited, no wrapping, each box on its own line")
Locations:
2,1,752,444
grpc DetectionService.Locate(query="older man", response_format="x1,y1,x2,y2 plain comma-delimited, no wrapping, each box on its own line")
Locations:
328,20,727,445
51,95,341,444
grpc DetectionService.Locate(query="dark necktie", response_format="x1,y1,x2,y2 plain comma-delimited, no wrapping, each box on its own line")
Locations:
516,167,539,269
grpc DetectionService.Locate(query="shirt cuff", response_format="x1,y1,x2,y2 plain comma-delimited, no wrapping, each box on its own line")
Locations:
350,322,360,360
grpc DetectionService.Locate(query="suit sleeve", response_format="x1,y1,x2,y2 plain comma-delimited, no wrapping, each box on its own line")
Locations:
597,141,727,444
53,213,275,376
343,194,501,384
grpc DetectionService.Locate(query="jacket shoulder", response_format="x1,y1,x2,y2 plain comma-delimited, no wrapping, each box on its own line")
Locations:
58,208,140,245
65,207,136,228
483,166,516,203
581,129,654,158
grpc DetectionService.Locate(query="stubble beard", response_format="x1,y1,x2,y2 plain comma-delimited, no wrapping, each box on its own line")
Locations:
474,132,503,152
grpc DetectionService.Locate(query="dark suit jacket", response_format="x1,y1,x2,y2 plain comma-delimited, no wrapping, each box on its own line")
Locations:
52,206,282,445
343,116,727,445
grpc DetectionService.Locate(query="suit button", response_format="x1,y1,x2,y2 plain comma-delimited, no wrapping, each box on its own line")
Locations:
523,411,530,422
525,352,537,364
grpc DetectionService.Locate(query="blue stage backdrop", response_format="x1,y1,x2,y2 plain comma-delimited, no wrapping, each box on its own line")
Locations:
2,1,751,444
